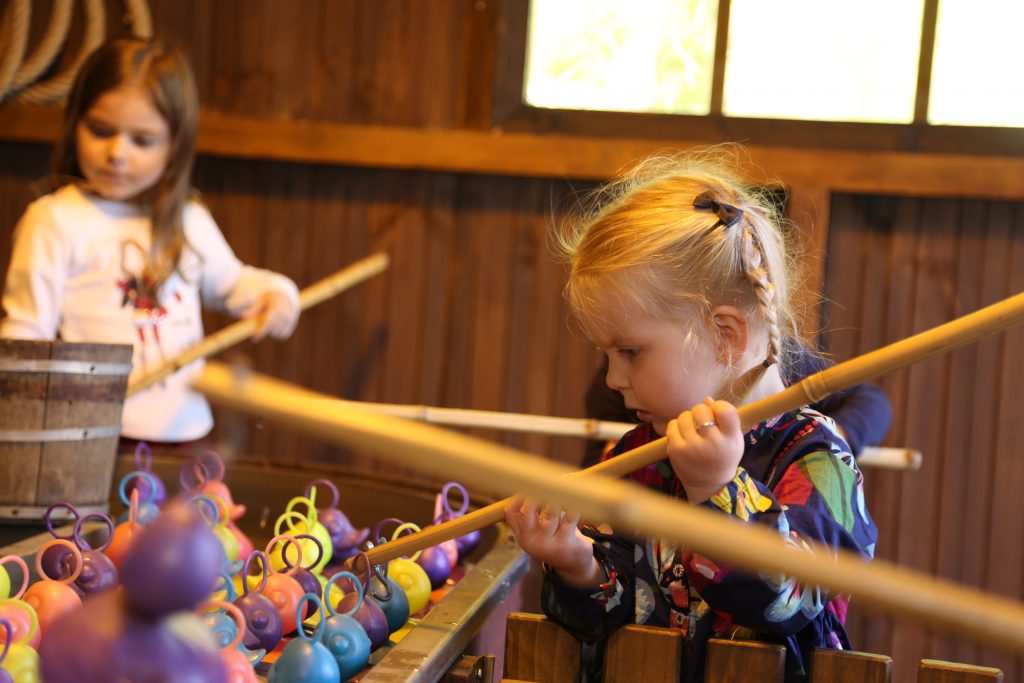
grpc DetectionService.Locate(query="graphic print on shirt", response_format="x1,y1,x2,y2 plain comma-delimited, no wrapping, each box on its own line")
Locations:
116,239,180,376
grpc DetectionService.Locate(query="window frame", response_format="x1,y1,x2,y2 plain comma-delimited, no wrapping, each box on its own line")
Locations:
492,0,1024,156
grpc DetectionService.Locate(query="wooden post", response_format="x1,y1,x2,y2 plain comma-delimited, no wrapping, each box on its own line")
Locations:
918,660,1004,683
604,624,683,682
704,639,785,683
811,649,892,683
502,613,581,683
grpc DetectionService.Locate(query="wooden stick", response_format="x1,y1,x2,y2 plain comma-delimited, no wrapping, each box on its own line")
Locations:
296,393,917,470
857,446,922,470
285,391,636,441
126,252,389,396
194,359,1024,653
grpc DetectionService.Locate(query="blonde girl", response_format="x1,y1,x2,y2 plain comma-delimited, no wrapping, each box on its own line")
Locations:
506,151,877,682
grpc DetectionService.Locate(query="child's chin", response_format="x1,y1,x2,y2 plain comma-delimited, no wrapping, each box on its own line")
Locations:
651,420,667,436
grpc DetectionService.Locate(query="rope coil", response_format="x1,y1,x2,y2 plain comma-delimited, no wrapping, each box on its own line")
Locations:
0,0,152,105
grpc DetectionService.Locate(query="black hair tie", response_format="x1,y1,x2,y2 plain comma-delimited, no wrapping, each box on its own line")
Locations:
693,191,744,233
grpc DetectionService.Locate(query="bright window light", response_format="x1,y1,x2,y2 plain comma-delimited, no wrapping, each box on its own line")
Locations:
524,0,718,115
723,0,925,123
929,0,1024,126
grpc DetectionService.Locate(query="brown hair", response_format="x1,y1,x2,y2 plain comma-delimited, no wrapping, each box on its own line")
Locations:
52,36,198,289
555,147,806,371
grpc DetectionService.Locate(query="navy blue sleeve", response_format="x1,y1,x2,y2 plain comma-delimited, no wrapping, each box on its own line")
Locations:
785,347,893,456
540,528,636,644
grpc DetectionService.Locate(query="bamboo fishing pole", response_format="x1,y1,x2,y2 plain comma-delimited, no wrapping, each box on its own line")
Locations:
126,252,389,396
239,388,635,442
254,385,918,469
348,288,1024,564
194,345,1024,653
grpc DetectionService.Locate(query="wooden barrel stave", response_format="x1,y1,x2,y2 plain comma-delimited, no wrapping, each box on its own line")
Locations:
0,339,131,518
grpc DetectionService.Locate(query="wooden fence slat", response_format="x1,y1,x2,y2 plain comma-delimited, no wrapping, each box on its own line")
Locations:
500,614,1006,682
917,659,1003,683
704,638,785,683
604,623,683,682
811,649,892,683
503,613,581,683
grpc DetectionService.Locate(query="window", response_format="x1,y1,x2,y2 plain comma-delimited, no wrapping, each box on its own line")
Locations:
722,0,923,123
525,0,717,116
517,0,1024,134
929,0,1024,127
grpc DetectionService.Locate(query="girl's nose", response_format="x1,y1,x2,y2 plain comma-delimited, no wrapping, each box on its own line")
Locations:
107,135,129,164
605,359,628,391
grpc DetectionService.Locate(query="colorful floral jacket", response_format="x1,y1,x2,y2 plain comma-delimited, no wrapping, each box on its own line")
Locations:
541,408,877,682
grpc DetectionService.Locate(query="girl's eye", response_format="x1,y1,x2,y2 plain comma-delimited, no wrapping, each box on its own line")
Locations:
133,134,161,148
85,122,115,138
617,348,638,360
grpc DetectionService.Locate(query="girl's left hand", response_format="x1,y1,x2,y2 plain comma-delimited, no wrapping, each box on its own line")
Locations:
504,496,601,588
666,397,744,504
245,291,300,341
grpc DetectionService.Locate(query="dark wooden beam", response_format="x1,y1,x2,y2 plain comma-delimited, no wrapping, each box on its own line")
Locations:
6,104,1024,200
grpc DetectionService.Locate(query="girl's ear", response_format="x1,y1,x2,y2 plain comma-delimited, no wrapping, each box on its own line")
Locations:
711,305,749,365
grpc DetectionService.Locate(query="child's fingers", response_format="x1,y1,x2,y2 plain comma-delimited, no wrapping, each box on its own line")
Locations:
561,509,581,529
709,399,741,435
665,415,686,446
514,497,542,535
676,410,702,441
242,299,272,342
539,501,564,522
246,293,299,342
263,296,299,339
252,323,269,343
503,495,525,532
690,402,718,438
554,510,583,545
261,309,288,339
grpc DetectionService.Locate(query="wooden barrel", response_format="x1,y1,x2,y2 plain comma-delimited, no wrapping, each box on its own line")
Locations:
0,339,132,519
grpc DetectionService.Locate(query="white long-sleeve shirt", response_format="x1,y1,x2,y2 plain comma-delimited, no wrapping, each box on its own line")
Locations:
1,184,299,441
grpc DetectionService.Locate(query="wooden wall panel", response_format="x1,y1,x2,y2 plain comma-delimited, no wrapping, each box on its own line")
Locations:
144,0,474,127
190,156,601,477
960,204,1012,668
823,194,1024,682
0,143,48,277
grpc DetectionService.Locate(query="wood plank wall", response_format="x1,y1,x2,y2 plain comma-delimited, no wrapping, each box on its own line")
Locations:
823,194,1024,682
2,1,1023,680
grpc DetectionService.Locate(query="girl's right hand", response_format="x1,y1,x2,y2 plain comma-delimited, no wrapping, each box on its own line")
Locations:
245,290,300,341
504,496,601,588
666,397,745,504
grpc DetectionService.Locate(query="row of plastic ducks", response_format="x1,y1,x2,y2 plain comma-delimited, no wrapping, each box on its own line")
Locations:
0,445,481,682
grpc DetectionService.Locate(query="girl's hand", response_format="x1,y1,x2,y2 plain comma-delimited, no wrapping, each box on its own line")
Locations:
666,397,744,504
245,291,300,341
504,496,601,588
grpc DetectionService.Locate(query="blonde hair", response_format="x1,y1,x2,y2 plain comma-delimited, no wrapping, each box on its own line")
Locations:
555,148,804,370
52,36,198,290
